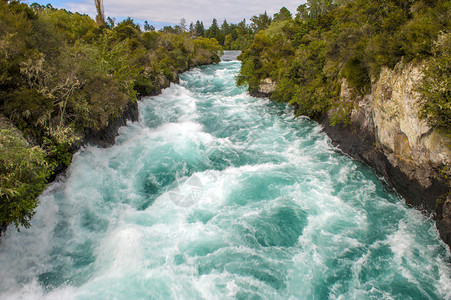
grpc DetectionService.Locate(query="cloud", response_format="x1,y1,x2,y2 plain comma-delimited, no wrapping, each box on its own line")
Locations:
55,0,306,25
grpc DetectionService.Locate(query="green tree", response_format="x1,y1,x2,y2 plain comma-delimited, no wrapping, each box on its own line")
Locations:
296,4,309,20
144,20,154,32
221,19,230,36
0,126,50,231
250,11,272,32
419,32,451,135
237,19,248,35
239,0,451,125
206,18,219,37
273,7,292,22
106,16,115,29
308,0,334,19
206,18,224,45
189,22,195,35
194,20,205,37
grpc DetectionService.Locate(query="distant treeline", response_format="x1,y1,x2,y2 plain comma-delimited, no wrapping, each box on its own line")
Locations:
0,1,222,232
237,0,450,131
142,12,273,50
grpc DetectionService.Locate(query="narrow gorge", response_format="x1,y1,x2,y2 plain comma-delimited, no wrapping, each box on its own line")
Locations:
0,53,450,299
1,0,450,298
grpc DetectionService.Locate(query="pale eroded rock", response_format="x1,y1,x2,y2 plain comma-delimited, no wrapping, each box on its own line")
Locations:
258,78,276,95
323,61,450,248
371,62,450,186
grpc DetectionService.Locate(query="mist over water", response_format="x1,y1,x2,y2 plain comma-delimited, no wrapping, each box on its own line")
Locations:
1,51,450,299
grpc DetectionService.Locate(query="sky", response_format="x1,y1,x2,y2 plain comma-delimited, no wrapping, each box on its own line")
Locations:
27,0,307,28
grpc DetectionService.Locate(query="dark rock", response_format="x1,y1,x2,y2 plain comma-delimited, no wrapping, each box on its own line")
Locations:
0,223,6,238
82,100,139,148
437,194,451,246
318,113,450,248
249,90,271,98
48,100,139,182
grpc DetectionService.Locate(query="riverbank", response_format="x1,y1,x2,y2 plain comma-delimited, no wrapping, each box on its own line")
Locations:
0,0,224,234
250,70,451,248
238,0,450,249
1,59,449,299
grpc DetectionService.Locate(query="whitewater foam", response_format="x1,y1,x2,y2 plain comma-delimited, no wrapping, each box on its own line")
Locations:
0,57,450,299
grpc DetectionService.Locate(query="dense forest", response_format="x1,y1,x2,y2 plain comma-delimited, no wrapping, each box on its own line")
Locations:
159,18,253,50
0,0,222,233
237,0,450,134
156,12,274,50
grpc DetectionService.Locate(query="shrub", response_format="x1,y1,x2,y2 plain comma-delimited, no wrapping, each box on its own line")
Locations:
0,127,50,230
419,32,451,135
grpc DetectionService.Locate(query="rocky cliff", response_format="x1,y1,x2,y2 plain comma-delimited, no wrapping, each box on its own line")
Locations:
254,61,451,248
321,61,451,247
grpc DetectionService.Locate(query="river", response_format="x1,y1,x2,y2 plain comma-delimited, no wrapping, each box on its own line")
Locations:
0,51,450,299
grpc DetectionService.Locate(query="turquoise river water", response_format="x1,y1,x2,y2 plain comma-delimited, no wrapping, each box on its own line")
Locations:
0,52,450,299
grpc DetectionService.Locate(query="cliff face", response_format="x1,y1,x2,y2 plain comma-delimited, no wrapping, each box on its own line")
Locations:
372,63,450,189
252,61,451,247
321,61,451,247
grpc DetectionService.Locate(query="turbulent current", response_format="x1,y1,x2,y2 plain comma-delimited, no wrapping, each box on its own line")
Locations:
1,52,450,299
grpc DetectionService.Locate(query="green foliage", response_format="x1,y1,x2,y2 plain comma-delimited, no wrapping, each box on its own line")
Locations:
265,20,291,41
329,102,353,127
40,9,97,43
0,1,33,90
239,0,450,128
42,136,72,167
205,18,222,44
419,32,451,135
341,57,370,94
113,17,141,41
188,16,263,50
0,1,223,233
250,12,272,32
0,126,50,230
236,31,273,90
306,0,334,19
273,7,292,22
193,37,223,64
2,88,53,131
194,21,205,37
